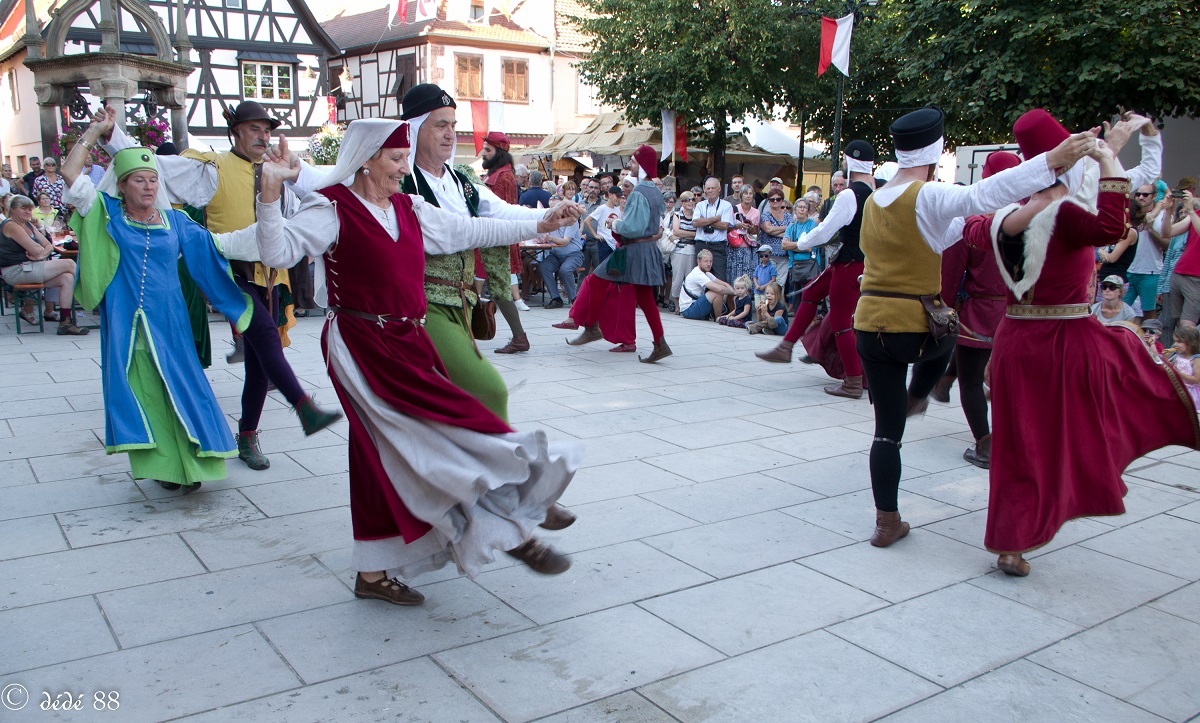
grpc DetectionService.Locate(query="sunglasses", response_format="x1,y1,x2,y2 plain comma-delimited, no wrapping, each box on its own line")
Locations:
1100,283,1121,290
1134,192,1152,198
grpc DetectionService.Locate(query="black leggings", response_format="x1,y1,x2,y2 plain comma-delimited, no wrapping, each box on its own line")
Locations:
856,331,956,512
237,277,306,433
955,345,992,442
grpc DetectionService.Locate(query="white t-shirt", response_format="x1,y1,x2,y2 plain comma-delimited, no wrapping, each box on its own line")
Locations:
1090,302,1137,324
694,198,734,243
589,204,621,250
679,266,716,311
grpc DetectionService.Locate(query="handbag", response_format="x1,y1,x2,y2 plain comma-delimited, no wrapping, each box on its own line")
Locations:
859,290,960,340
471,299,497,341
728,207,748,248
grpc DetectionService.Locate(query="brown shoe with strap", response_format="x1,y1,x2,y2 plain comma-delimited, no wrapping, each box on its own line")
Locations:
506,538,572,574
566,325,602,346
997,553,1030,577
869,509,910,547
638,338,672,364
494,333,530,354
355,573,426,605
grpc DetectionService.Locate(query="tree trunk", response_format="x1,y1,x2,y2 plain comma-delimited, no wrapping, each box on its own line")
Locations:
711,116,727,181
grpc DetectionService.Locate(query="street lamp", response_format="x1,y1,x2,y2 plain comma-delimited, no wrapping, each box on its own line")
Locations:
794,0,879,175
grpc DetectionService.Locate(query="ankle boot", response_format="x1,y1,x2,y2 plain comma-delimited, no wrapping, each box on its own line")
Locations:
824,375,863,399
997,553,1030,576
930,375,954,404
295,396,343,436
237,431,270,470
566,325,602,346
755,340,794,363
638,338,673,364
964,433,991,469
226,335,245,364
494,333,530,354
870,509,910,547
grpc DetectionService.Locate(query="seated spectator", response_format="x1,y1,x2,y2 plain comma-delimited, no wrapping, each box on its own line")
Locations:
539,196,584,309
717,275,754,328
1168,325,1200,408
1141,318,1165,355
748,281,788,336
753,244,777,302
1092,274,1137,324
32,192,58,230
0,195,88,334
680,248,734,320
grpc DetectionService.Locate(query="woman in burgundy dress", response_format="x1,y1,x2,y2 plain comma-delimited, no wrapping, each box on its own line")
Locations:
255,119,583,605
986,115,1199,577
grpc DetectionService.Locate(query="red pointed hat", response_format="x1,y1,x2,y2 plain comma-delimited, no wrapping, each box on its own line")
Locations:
633,144,659,179
1013,109,1069,159
484,131,510,151
981,151,1021,179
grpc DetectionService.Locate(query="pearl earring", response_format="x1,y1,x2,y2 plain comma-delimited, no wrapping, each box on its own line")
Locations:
363,169,370,176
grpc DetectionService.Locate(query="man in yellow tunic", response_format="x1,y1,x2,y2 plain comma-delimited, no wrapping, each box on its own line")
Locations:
100,102,341,470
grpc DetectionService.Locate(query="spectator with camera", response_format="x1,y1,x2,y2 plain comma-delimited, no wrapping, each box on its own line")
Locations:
1161,187,1200,335
693,176,735,281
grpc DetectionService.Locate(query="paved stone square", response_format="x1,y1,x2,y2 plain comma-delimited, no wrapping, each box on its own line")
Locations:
2,302,1199,722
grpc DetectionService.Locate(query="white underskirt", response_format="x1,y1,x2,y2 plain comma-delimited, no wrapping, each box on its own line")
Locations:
325,318,583,579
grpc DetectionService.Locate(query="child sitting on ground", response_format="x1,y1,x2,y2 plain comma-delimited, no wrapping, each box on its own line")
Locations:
1169,326,1200,409
718,275,754,328
748,282,789,336
1141,318,1165,355
753,245,776,304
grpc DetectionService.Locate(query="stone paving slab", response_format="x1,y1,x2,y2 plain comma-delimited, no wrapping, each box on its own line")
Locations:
3,309,1200,721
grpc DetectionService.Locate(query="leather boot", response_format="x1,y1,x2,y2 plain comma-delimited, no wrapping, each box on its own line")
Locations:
755,340,794,363
870,509,910,548
930,375,954,404
566,325,603,346
295,396,343,436
824,375,864,399
963,433,991,469
237,431,270,470
494,333,530,354
639,338,673,364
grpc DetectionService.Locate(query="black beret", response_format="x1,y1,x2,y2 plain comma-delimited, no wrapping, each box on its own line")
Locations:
890,107,945,151
401,83,456,120
843,139,875,162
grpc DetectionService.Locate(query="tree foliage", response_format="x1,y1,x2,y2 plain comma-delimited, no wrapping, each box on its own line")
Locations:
896,0,1200,144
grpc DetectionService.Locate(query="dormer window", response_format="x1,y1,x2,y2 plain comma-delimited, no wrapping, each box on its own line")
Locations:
469,0,484,21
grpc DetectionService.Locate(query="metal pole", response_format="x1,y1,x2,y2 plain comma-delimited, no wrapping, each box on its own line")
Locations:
798,106,805,187
831,74,843,176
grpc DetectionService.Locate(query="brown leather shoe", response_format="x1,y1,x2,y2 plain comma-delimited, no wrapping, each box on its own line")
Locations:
869,509,910,547
566,325,602,345
997,553,1030,577
355,573,426,605
906,394,930,418
506,538,571,574
824,375,863,399
930,376,954,404
638,338,673,364
964,434,991,469
539,504,577,530
494,333,530,354
609,342,636,353
755,340,794,363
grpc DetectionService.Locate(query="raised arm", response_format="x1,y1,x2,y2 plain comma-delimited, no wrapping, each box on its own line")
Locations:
62,108,115,189
413,196,574,254
255,158,338,268
1161,191,1199,238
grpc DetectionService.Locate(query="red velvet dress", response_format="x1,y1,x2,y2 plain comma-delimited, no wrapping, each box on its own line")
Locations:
943,215,1008,348
985,184,1200,554
317,184,512,545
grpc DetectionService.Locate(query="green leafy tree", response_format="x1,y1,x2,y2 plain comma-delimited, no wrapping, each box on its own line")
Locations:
895,0,1200,144
573,0,801,179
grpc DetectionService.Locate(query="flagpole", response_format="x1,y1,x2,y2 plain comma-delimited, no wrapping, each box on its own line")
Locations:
831,74,843,176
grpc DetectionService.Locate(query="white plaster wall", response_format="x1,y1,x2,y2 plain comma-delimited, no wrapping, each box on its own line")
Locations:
434,43,553,136
0,52,46,172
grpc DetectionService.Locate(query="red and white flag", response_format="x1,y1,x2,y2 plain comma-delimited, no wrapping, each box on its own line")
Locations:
387,0,408,27
660,110,688,162
414,0,437,22
818,13,854,77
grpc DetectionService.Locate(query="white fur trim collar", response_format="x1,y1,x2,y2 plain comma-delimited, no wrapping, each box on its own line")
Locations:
991,196,1090,300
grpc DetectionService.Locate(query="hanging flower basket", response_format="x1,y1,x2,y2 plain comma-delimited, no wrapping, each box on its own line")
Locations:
308,123,345,166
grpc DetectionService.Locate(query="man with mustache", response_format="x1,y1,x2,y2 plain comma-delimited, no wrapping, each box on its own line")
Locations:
99,101,342,473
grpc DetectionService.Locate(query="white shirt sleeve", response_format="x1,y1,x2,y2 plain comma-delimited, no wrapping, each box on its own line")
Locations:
293,160,333,197
255,193,339,269
214,225,261,262
914,152,1057,253
102,125,218,208
476,183,549,221
1126,133,1162,191
411,195,540,254
63,174,98,217
797,188,857,251
718,201,735,226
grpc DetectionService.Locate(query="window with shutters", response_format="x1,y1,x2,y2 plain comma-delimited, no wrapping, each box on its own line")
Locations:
502,58,527,102
455,55,483,99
